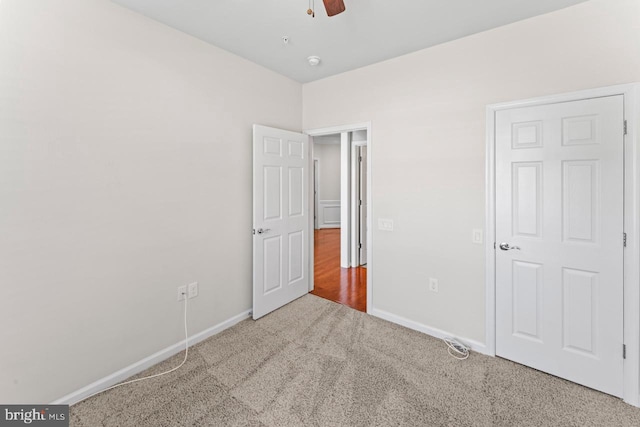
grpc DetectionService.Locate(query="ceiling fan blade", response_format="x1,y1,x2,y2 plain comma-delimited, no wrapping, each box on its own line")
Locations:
322,0,346,17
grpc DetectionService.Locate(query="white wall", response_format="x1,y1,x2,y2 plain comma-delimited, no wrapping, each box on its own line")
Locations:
303,0,640,345
0,0,301,403
351,130,367,143
314,140,341,229
314,142,341,201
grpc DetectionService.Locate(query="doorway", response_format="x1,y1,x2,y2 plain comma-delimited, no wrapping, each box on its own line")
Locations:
307,123,372,313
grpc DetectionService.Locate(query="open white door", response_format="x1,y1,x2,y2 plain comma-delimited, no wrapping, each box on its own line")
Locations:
253,125,310,319
495,96,624,397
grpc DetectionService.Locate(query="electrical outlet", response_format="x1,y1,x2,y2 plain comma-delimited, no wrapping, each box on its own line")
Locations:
177,285,187,301
188,282,199,299
429,278,439,293
472,229,483,244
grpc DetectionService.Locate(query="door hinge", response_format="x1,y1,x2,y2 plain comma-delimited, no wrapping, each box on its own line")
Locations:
359,243,362,249
623,232,627,247
623,344,627,359
624,120,628,136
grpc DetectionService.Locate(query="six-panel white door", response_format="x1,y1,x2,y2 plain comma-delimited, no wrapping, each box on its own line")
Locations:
253,125,309,319
495,96,624,397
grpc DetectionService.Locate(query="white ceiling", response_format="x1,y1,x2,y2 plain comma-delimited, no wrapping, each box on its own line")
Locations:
111,0,588,83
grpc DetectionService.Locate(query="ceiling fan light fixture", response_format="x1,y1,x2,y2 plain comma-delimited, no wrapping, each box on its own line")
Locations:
307,56,321,66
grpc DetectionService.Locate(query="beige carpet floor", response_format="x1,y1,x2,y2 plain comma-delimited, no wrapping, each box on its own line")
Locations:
71,294,640,426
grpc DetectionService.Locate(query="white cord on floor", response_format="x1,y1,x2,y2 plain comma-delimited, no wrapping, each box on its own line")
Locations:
78,294,189,403
443,337,470,360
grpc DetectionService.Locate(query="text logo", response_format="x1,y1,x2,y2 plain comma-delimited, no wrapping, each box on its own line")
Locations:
0,406,68,426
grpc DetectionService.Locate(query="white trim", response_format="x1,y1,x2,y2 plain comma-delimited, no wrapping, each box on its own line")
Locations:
52,309,251,406
313,158,319,230
306,122,369,136
353,141,368,267
340,132,351,268
370,307,489,355
350,139,358,267
349,139,369,267
306,122,373,314
309,144,315,291
485,106,497,357
318,199,341,228
485,83,640,407
623,83,640,407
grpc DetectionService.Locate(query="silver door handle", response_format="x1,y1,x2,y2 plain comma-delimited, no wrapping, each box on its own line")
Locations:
499,242,521,251
256,228,271,235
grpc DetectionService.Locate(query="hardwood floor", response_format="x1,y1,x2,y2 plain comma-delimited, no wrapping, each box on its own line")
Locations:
311,228,367,312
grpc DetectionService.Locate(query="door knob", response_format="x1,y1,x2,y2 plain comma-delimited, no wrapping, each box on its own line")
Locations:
499,242,521,251
256,228,271,235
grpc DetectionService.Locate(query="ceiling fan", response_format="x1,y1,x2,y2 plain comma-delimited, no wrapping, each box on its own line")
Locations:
307,0,346,17
322,0,346,16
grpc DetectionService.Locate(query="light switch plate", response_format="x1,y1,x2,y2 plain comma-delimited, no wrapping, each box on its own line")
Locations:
472,229,483,244
378,218,394,231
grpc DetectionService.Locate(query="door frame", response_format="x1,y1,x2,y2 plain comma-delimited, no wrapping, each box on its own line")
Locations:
305,122,373,313
485,83,640,406
353,142,368,266
341,132,351,268
313,158,319,230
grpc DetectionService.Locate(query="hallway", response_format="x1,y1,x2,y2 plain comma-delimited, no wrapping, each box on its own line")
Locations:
311,229,367,312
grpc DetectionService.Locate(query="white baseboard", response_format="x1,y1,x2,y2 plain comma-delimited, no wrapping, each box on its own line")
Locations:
52,309,251,406
369,306,490,356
